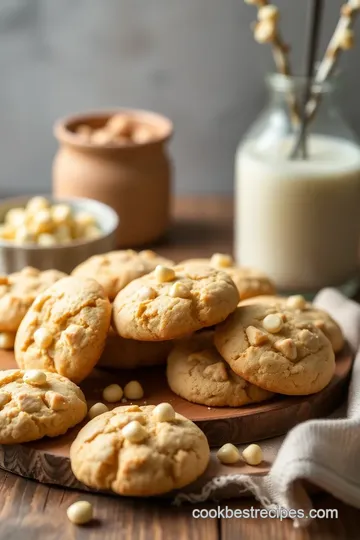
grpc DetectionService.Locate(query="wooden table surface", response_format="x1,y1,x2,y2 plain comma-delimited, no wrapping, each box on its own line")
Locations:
1,195,359,540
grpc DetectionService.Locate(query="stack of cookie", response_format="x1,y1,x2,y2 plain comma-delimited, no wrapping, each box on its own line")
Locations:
71,249,175,370
167,292,343,405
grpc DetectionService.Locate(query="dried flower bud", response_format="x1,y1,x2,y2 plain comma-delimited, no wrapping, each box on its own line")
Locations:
338,28,355,50
258,5,279,21
254,20,276,43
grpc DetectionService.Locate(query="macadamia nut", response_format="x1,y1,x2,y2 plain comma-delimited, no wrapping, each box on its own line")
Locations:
88,402,109,419
67,501,93,525
124,381,144,400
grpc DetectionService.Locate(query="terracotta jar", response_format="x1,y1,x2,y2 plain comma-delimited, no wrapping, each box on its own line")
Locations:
52,110,173,247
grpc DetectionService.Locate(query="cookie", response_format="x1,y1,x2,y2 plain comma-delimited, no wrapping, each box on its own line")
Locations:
98,328,171,369
70,404,210,496
72,250,174,300
239,295,344,353
214,304,335,395
112,263,239,341
15,277,111,383
0,267,67,332
180,254,275,300
0,369,87,444
167,332,273,406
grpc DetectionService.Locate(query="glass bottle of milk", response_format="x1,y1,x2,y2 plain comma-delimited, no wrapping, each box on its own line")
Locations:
235,74,360,296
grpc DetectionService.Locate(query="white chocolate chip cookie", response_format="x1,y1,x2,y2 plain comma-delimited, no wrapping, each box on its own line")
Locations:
0,369,87,444
180,256,276,300
214,304,335,395
0,267,67,332
70,404,210,496
72,250,174,300
112,264,239,341
239,295,344,353
167,332,273,406
14,277,111,383
98,328,171,369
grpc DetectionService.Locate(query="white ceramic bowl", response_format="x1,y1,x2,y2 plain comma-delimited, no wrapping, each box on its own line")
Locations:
0,196,119,274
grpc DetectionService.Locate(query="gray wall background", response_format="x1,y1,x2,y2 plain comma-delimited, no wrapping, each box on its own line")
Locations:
0,0,360,195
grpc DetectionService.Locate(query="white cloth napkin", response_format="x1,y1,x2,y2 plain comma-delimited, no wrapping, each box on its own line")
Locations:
175,289,360,527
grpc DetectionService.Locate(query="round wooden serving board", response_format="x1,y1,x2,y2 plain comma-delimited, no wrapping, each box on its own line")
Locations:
0,347,353,493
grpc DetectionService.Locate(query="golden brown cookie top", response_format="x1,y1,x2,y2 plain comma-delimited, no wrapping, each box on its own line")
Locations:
14,277,111,383
0,267,67,332
180,254,276,300
70,404,210,496
239,295,344,353
72,250,174,300
112,263,239,341
214,304,335,396
0,369,87,444
167,332,273,407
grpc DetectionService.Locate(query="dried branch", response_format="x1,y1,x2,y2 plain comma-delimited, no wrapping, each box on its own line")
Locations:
245,0,300,124
306,0,360,119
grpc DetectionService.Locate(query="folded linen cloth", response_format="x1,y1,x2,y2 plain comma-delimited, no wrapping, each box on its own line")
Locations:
175,289,360,527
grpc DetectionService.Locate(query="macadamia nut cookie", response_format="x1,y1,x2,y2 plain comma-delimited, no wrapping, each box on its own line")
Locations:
0,369,87,444
98,328,171,369
239,295,344,353
15,277,111,383
0,267,67,332
112,264,239,341
180,254,276,300
72,250,174,300
167,332,273,406
214,304,335,395
70,404,210,496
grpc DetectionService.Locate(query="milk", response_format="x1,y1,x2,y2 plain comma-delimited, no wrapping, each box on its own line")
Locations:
235,135,360,291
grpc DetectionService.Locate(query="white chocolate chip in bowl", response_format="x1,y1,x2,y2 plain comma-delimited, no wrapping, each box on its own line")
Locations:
262,313,283,333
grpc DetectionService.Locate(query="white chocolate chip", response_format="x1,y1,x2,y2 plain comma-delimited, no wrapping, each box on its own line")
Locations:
274,338,297,361
33,327,53,349
0,332,15,350
83,225,102,240
26,196,50,213
137,286,157,301
67,501,93,525
152,402,175,422
169,281,191,299
286,295,306,310
14,226,36,245
23,370,47,386
245,325,268,346
124,381,144,400
210,253,233,268
262,313,283,333
102,384,123,403
51,204,72,224
122,420,147,443
32,209,53,233
37,233,57,246
5,208,27,227
217,443,241,465
154,265,175,283
88,402,109,419
258,4,279,21
242,444,263,466
74,211,96,228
